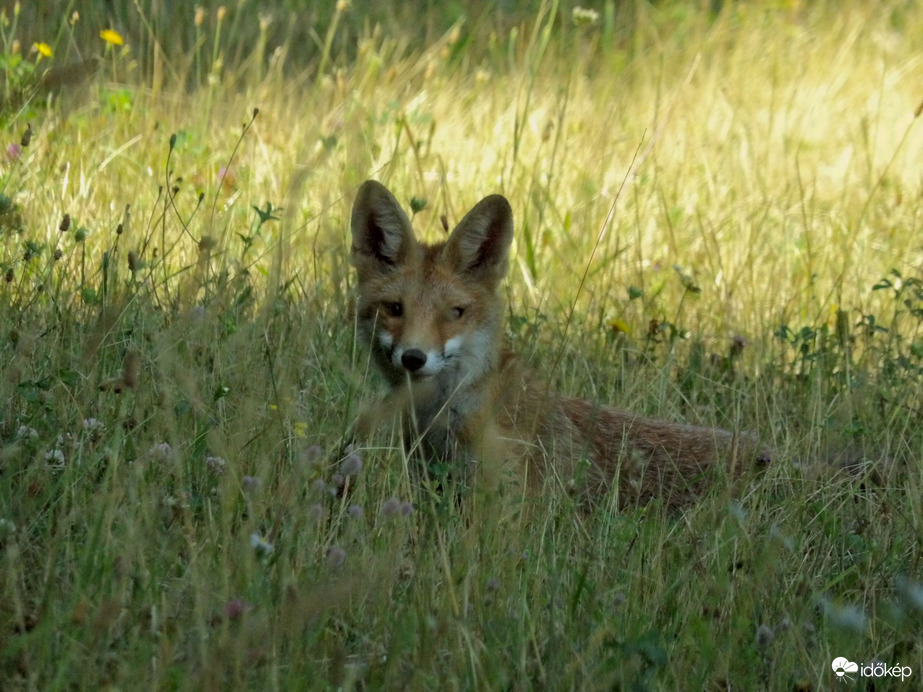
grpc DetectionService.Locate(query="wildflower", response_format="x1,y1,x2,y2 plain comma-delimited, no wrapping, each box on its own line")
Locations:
339,453,363,476
819,597,868,634
163,493,190,510
302,444,323,465
6,143,20,160
45,448,65,467
250,532,273,556
896,576,923,614
20,124,32,148
381,497,401,517
347,504,364,518
194,7,206,27
217,165,236,190
100,29,124,46
224,597,250,620
59,213,71,232
308,503,324,522
205,455,227,476
16,425,38,440
754,624,774,648
572,6,599,26
242,475,261,494
82,418,104,432
326,546,346,568
607,317,631,334
148,442,172,460
381,498,414,517
33,42,53,58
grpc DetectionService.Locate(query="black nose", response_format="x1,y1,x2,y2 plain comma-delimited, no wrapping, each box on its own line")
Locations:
401,349,427,372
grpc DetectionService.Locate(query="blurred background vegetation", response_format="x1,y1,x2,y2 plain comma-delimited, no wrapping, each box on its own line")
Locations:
18,0,921,97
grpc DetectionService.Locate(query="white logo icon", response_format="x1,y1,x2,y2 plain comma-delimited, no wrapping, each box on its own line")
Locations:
832,657,859,678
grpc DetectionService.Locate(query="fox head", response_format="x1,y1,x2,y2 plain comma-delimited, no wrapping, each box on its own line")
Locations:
351,180,513,388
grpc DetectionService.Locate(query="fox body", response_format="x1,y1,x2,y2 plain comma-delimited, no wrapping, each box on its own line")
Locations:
351,180,768,508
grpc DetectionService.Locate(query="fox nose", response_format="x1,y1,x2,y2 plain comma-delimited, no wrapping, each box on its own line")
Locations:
401,349,427,372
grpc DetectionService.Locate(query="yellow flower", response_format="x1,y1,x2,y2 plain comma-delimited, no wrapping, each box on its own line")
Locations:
100,29,124,46
607,317,632,335
34,42,53,58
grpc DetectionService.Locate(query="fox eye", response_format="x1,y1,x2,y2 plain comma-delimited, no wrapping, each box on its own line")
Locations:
384,301,403,317
451,306,465,319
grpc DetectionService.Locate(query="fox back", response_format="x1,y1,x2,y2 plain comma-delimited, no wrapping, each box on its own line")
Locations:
350,180,769,508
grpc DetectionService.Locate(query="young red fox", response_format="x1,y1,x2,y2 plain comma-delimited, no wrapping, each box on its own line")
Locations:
351,180,770,509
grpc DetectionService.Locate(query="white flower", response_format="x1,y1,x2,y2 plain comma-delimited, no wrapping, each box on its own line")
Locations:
44,448,66,467
205,455,227,476
250,532,274,556
572,6,599,26
17,425,38,440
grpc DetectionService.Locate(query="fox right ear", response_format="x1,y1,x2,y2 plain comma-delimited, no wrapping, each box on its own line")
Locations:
351,181,416,274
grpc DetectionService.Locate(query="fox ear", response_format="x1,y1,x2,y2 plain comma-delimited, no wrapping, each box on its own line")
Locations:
443,194,513,285
351,180,416,274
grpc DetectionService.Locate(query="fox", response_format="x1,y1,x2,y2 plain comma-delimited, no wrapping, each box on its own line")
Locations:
350,179,770,509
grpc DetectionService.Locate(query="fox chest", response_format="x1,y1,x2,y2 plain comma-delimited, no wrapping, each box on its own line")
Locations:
401,381,485,461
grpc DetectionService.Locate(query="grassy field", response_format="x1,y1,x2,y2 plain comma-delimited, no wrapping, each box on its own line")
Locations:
2,0,923,689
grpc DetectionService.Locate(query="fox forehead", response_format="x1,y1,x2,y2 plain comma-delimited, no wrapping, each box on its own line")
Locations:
361,242,480,309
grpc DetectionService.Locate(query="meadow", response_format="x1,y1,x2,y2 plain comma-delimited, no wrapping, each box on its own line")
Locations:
1,0,923,689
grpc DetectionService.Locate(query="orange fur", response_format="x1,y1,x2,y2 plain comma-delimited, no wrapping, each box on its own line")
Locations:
351,180,769,508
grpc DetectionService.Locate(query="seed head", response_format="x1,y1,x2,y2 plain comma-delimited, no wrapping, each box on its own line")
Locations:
339,453,363,476
224,597,250,620
20,123,32,148
242,475,261,494
59,213,71,232
205,455,227,476
754,624,774,648
381,497,401,517
326,546,346,568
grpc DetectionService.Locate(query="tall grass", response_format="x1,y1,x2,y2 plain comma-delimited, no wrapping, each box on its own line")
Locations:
1,0,922,689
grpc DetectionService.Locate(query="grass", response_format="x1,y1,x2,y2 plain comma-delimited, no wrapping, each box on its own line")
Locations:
2,0,923,688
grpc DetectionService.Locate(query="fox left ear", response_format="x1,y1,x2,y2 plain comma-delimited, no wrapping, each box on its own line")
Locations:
351,180,418,278
443,194,513,285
